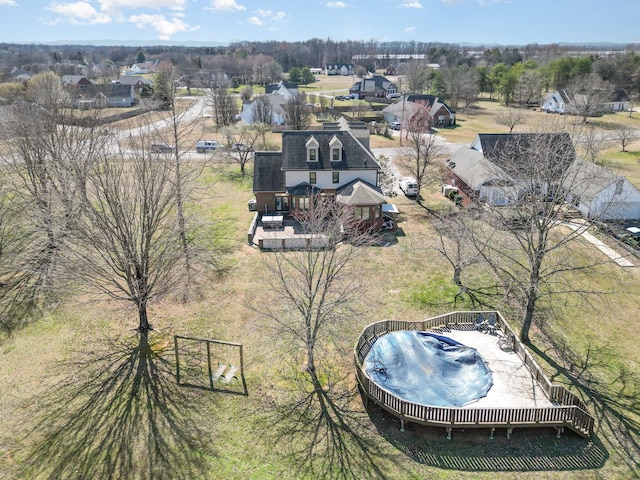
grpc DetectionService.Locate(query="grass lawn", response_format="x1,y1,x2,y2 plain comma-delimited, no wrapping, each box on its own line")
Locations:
1,99,640,479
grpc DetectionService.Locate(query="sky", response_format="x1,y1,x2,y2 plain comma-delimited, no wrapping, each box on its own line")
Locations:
0,0,639,47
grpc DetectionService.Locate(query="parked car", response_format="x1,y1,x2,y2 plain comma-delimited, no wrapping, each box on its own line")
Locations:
196,140,218,153
150,142,174,153
400,176,418,197
231,143,253,152
335,95,345,101
389,121,401,130
387,93,402,99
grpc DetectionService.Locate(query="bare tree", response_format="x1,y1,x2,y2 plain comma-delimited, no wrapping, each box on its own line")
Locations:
612,125,638,152
495,108,529,133
143,71,209,301
443,64,478,110
0,72,108,317
461,121,615,343
283,92,311,130
72,142,185,336
575,123,611,165
260,193,375,393
514,69,545,107
221,123,267,177
399,61,430,94
257,194,382,477
568,73,615,123
240,85,253,103
251,95,274,125
399,101,445,200
207,86,238,128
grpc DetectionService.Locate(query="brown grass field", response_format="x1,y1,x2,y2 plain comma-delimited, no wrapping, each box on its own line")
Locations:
1,79,640,479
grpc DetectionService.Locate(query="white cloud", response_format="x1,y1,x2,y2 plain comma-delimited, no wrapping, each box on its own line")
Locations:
128,13,195,40
46,1,111,24
324,1,347,7
273,11,286,20
98,0,188,14
399,1,423,8
247,16,263,26
255,8,271,17
404,26,416,34
0,0,17,6
209,0,245,12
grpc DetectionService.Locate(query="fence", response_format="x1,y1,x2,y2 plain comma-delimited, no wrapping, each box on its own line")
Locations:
354,312,594,438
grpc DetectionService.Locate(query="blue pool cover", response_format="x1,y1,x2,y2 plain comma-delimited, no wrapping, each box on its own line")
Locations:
363,331,493,407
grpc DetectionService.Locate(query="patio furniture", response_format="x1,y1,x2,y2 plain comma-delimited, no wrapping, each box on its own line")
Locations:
262,214,283,229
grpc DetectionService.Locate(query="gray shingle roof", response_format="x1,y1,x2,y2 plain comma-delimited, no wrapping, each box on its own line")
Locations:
474,133,575,173
253,152,285,192
336,179,385,205
281,130,378,171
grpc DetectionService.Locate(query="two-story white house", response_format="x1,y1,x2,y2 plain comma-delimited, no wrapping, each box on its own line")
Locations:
253,119,386,231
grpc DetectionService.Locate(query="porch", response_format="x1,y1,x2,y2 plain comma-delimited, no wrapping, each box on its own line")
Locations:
248,214,331,250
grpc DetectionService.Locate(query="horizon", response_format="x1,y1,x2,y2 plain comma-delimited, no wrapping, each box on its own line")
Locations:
0,0,638,47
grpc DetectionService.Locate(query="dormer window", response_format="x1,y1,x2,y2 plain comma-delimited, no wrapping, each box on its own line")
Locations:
306,136,319,162
329,135,343,162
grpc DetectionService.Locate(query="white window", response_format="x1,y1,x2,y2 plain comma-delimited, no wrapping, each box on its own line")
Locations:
329,135,343,162
305,136,319,162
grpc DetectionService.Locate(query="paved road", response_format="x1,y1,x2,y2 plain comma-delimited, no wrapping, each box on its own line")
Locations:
372,135,465,195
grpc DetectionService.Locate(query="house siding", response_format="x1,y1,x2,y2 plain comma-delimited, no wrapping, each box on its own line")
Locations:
286,169,377,190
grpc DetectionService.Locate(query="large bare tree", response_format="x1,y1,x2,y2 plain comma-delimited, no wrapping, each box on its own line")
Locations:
207,86,238,128
568,73,615,123
221,123,268,177
0,72,108,320
251,95,274,125
399,101,445,200
72,141,185,336
283,92,311,130
143,70,209,301
495,108,529,134
459,121,617,342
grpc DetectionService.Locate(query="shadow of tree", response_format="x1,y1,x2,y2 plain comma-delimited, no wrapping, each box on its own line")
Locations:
366,402,608,473
254,365,405,480
529,339,640,474
22,332,216,480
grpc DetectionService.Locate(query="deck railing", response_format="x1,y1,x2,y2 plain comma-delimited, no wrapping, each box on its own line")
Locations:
354,312,594,437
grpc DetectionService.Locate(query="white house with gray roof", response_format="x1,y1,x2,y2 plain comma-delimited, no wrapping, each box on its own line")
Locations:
253,119,386,231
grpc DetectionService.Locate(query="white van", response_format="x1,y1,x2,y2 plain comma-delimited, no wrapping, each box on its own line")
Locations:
196,140,219,153
400,177,419,197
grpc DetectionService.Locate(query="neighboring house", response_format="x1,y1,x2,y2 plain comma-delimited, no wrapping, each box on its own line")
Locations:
445,133,575,206
384,65,397,76
68,84,135,108
9,67,32,81
564,159,640,220
445,133,640,221
349,75,397,100
61,75,93,86
253,118,385,231
541,90,571,114
241,82,301,125
382,94,456,127
115,75,154,93
127,61,158,75
263,81,298,99
541,89,629,115
325,63,354,76
240,92,287,125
